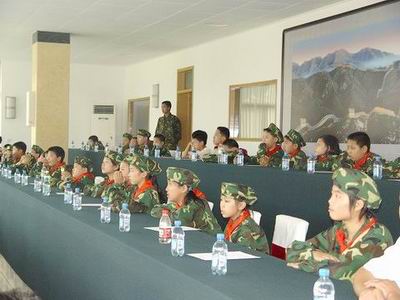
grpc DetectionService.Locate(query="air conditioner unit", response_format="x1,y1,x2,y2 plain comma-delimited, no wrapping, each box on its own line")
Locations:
91,105,116,147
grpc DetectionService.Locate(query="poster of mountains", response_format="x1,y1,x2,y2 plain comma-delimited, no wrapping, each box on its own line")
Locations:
283,1,400,144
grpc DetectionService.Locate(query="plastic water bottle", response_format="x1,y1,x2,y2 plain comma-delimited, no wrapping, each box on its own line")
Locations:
171,220,185,257
175,146,181,160
34,175,42,192
100,197,111,224
117,144,123,154
221,150,228,165
235,149,244,166
71,140,75,149
129,146,135,155
373,156,383,180
307,155,316,174
105,143,109,152
42,174,51,196
21,170,29,186
282,153,290,171
72,188,82,211
119,203,131,232
211,234,228,275
40,166,47,182
144,144,150,157
154,145,161,158
64,183,73,204
159,208,172,244
7,166,12,179
14,169,21,184
190,147,198,162
313,268,335,300
94,144,99,152
81,141,85,150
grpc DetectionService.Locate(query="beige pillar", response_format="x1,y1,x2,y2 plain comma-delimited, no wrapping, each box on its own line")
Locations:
31,31,70,154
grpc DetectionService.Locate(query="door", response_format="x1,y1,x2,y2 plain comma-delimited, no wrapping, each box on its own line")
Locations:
127,98,150,135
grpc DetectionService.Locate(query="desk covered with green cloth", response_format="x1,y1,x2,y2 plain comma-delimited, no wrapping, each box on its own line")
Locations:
0,178,355,299
68,149,400,243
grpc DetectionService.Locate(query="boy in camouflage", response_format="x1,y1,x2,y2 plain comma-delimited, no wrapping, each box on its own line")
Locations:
46,146,66,187
151,167,221,235
150,134,171,157
122,133,133,154
1,144,12,165
58,165,73,190
332,132,378,176
385,157,400,179
314,135,341,171
287,168,393,281
203,139,251,164
58,156,94,191
84,150,124,198
256,123,284,167
135,129,153,155
30,145,44,161
220,182,269,253
29,151,48,177
109,154,161,213
280,129,307,170
12,153,36,175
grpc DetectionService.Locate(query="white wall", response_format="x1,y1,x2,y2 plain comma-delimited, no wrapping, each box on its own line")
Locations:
0,60,32,146
124,0,400,159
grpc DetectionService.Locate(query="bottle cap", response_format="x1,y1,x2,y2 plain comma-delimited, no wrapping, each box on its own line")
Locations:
318,268,330,277
216,233,224,241
162,208,169,216
174,220,181,227
75,187,80,193
102,196,109,203
122,203,128,209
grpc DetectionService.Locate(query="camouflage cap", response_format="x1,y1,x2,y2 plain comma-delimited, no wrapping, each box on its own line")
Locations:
122,133,133,140
266,123,284,143
137,129,151,138
122,153,135,165
32,145,44,155
4,144,12,151
285,129,306,147
105,150,124,165
332,168,382,210
166,167,200,189
130,154,161,176
221,182,257,205
74,155,93,172
61,164,73,173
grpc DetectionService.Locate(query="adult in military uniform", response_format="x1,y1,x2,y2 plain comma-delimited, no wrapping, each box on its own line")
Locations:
155,101,181,150
220,182,269,253
287,168,393,281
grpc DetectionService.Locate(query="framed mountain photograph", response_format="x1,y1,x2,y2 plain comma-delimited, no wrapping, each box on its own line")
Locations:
281,0,400,144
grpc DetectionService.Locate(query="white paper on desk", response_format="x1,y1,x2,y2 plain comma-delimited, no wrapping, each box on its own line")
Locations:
81,203,102,207
188,251,260,261
315,170,333,174
56,192,64,195
388,179,400,182
144,226,200,232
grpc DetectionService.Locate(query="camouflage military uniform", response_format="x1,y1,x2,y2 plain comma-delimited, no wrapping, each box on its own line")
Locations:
122,133,133,154
29,161,43,177
280,129,307,170
31,145,44,157
222,182,269,253
49,162,66,187
59,156,95,191
331,152,378,176
151,167,221,235
384,157,400,179
155,113,181,150
109,154,161,213
287,168,393,281
315,154,339,171
1,144,12,165
10,153,36,175
255,123,285,168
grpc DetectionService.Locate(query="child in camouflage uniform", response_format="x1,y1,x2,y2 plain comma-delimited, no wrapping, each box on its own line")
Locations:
135,129,153,155
281,129,307,170
150,134,171,157
29,151,48,177
58,156,94,191
12,153,36,175
31,145,44,160
46,146,66,187
314,135,341,171
84,150,124,198
151,167,221,235
332,132,378,176
256,123,284,167
109,154,161,213
220,182,269,253
287,168,393,281
0,144,12,165
122,133,133,154
385,157,400,179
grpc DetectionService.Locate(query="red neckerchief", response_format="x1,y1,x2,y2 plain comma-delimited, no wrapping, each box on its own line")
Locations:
353,152,371,170
72,172,94,184
335,217,377,253
288,148,300,159
192,188,206,200
317,154,329,162
266,145,281,157
103,178,115,186
50,161,65,175
133,179,154,199
225,209,251,241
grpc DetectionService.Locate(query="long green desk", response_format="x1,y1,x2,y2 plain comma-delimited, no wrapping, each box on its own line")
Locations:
68,149,400,243
0,178,355,299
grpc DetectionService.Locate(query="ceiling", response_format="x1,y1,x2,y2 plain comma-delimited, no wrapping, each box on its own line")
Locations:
0,0,345,65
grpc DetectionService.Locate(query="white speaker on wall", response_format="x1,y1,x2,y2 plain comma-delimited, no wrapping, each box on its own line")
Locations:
26,91,36,127
151,83,159,108
5,96,16,119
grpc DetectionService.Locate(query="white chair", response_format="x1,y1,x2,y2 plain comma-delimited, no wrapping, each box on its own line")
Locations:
207,201,214,211
271,214,309,260
249,210,262,225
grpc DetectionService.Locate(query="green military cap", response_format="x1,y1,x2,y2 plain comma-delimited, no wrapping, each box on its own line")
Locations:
130,154,161,176
332,168,382,210
105,150,124,165
32,145,44,155
123,133,133,140
122,153,135,164
266,123,284,143
74,155,93,172
221,182,257,205
61,164,73,173
166,167,200,190
137,129,151,138
285,129,306,147
4,144,12,151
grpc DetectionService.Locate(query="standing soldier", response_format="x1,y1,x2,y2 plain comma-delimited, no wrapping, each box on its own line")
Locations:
155,101,181,150
287,168,393,281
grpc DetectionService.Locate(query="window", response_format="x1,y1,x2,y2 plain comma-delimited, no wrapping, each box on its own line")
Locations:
229,80,277,140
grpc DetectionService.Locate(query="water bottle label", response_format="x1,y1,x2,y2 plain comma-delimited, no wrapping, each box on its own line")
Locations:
159,227,171,239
